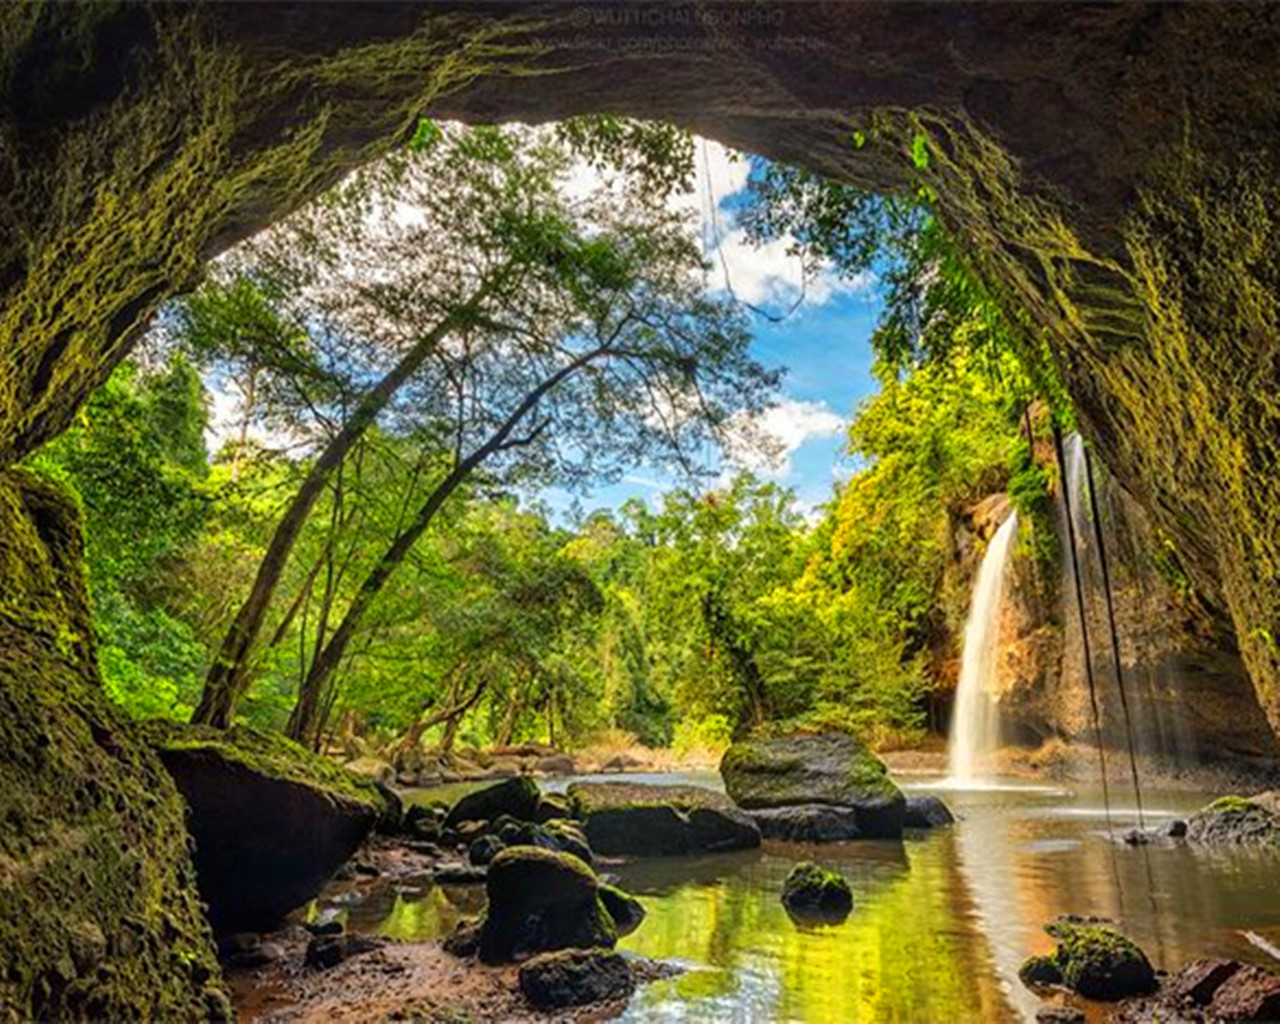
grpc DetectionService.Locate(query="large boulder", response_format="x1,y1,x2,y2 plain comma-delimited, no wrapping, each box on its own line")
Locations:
478,847,617,963
444,775,540,829
567,782,760,856
1186,795,1280,846
781,862,854,921
470,816,594,866
518,948,634,1009
145,722,385,934
720,733,906,838
1018,919,1156,1000
748,804,864,842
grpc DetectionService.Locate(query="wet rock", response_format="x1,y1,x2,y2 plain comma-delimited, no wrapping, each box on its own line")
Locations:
720,733,906,839
1168,958,1242,1005
403,804,442,842
748,804,864,842
453,819,490,845
568,782,760,856
1020,919,1156,1000
304,933,381,970
1210,964,1280,1021
443,918,482,958
1035,1007,1084,1024
518,948,634,1009
478,847,617,964
1121,828,1152,846
535,793,573,823
781,862,854,921
372,780,403,834
469,834,505,866
1186,796,1280,846
1165,819,1188,838
148,724,383,934
433,862,488,885
903,795,955,829
599,884,646,937
302,919,344,937
444,776,540,829
354,860,379,877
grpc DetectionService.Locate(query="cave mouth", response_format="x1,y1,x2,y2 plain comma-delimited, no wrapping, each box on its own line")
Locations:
5,5,1280,1023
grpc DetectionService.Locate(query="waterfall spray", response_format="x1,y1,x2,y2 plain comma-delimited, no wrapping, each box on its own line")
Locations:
948,511,1019,785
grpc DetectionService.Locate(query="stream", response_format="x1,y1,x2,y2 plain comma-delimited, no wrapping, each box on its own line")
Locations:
316,773,1280,1024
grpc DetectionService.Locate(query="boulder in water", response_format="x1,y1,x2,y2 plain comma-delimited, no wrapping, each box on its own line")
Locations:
1019,919,1156,1000
720,733,906,838
444,775,540,828
145,722,385,935
781,862,853,921
1186,795,1280,846
747,804,864,842
518,948,634,1009
903,795,955,829
568,782,760,856
478,847,617,963
599,884,646,937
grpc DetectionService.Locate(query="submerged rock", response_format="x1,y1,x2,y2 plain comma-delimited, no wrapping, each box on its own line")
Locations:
903,795,956,829
444,775,540,829
1019,919,1156,1000
1186,795,1280,846
478,847,617,963
720,733,906,838
518,948,634,1009
568,782,760,856
781,862,854,921
145,722,385,934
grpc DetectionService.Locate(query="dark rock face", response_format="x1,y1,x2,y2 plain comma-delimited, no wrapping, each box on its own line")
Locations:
478,847,617,964
444,776,540,829
781,862,853,921
1168,958,1243,1006
599,884,646,938
568,782,760,856
1187,796,1280,846
903,795,955,829
720,733,906,838
748,804,864,842
518,948,634,1009
1020,920,1156,1001
304,933,381,970
151,729,381,935
1209,964,1280,1021
443,918,482,958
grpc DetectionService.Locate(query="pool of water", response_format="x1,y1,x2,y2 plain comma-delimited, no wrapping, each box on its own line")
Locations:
325,774,1280,1024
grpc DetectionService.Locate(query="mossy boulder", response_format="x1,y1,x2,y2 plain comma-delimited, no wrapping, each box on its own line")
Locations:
444,775,540,829
478,846,618,964
471,816,594,866
599,884,646,937
720,733,906,838
1019,919,1156,1000
567,781,760,856
144,721,385,934
781,862,854,921
517,948,634,1009
0,471,227,1022
1187,794,1280,846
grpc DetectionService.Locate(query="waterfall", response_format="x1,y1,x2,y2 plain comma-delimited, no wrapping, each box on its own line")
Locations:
948,511,1019,785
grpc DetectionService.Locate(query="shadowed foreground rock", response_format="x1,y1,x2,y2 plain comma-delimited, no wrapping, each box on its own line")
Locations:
518,948,634,1009
445,775,541,829
721,733,906,838
146,722,384,934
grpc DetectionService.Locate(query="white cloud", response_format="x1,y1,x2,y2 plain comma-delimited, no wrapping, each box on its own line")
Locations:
723,398,846,479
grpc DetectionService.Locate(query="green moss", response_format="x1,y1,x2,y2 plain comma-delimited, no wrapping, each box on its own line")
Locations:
1030,920,1156,1000
0,471,224,1021
1205,795,1261,814
781,862,854,918
140,719,384,811
1017,954,1062,988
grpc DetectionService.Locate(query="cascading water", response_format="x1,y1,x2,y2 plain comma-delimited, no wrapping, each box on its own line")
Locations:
948,511,1019,785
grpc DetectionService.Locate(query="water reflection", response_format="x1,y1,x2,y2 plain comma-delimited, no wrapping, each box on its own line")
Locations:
343,777,1280,1024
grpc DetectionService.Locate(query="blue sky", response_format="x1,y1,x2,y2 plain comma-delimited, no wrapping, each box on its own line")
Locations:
546,139,886,523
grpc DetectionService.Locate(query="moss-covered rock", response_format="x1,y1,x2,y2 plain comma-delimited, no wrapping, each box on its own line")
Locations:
144,720,384,934
0,471,226,1021
1019,919,1156,1000
1187,794,1280,846
444,775,540,829
599,884,646,937
780,862,854,921
567,781,760,856
517,948,634,1009
478,846,617,964
720,733,906,838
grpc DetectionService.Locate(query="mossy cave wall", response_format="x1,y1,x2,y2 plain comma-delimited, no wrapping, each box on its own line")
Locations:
2,2,1280,1017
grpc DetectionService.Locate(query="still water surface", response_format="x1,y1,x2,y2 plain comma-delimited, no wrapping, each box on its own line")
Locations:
335,774,1280,1023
